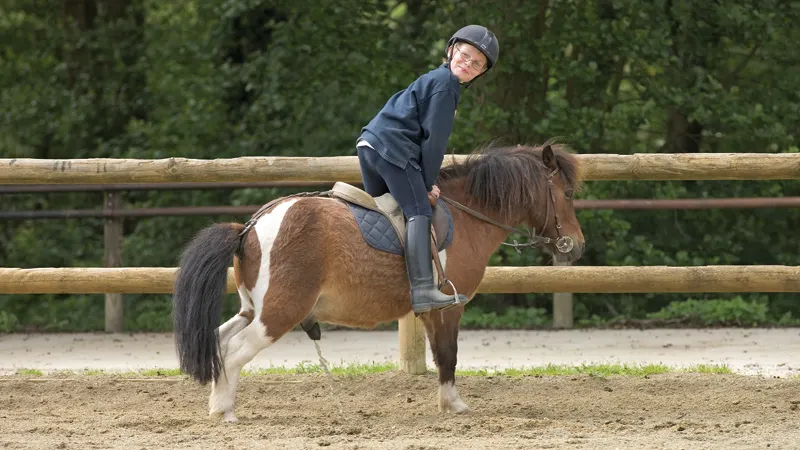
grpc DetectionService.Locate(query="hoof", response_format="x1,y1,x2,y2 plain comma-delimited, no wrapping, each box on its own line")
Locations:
451,401,471,414
438,399,471,414
438,382,470,414
439,398,470,414
209,410,239,423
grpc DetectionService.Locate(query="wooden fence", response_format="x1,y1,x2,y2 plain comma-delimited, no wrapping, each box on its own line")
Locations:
2,153,799,374
2,153,799,184
3,266,799,294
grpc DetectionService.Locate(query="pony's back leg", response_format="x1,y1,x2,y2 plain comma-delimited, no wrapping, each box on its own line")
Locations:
208,286,319,422
217,258,256,354
209,319,270,422
209,198,325,422
216,288,255,355
209,280,261,423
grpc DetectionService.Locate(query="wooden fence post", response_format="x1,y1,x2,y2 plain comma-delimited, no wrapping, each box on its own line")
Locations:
552,261,574,328
398,311,427,374
104,191,124,333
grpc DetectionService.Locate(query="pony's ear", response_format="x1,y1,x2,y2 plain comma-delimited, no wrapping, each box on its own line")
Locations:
542,145,558,170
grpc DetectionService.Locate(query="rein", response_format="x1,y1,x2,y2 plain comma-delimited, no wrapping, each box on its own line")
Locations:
439,167,574,255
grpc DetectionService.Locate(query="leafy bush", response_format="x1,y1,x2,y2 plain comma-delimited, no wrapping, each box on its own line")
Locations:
461,306,550,329
647,296,770,326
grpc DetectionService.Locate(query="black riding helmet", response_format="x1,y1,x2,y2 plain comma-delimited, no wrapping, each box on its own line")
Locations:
446,25,500,71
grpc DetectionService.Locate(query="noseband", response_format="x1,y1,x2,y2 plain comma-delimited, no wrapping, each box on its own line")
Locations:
440,167,574,254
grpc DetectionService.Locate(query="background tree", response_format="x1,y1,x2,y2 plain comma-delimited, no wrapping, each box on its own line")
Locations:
1,0,798,331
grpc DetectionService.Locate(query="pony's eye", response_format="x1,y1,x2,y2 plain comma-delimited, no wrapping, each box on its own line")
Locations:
565,190,574,200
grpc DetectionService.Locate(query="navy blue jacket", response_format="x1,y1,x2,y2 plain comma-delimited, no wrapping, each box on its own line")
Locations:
359,63,461,191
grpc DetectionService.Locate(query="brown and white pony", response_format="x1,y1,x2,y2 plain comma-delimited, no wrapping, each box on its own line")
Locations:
172,143,585,422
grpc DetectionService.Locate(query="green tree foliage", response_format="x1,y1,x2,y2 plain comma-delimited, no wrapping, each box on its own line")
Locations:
1,0,798,331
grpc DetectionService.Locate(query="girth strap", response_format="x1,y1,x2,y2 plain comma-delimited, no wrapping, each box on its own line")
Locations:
429,225,447,290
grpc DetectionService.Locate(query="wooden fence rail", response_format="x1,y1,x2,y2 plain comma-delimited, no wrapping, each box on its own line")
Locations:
2,153,800,184
3,265,798,294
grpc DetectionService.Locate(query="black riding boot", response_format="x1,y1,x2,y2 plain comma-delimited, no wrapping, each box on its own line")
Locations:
404,215,468,313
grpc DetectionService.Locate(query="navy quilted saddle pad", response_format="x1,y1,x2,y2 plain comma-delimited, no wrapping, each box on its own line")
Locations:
346,199,454,256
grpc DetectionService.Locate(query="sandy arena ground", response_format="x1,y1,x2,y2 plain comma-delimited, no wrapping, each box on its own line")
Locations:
1,329,799,449
0,372,798,449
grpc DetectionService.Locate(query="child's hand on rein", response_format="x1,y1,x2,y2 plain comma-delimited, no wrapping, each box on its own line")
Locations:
428,185,440,206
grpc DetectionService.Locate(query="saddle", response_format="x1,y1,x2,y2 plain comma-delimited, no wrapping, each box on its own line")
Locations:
329,182,454,257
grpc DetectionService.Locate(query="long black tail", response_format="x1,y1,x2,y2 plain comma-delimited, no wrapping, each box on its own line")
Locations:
172,222,244,384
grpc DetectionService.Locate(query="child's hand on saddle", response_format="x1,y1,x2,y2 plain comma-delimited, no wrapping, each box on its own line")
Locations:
428,185,440,206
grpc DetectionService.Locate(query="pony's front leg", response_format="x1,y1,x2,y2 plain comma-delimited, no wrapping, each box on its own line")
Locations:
422,308,470,414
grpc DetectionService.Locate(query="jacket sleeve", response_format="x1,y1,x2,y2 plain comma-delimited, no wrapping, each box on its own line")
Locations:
418,90,457,191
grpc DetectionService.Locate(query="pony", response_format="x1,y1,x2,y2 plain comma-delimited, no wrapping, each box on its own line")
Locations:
172,142,585,422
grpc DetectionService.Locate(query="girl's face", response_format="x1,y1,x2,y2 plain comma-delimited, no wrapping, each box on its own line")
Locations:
448,43,489,83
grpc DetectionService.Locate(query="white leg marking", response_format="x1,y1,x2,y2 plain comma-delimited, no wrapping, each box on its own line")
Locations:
209,320,272,422
217,284,253,354
217,316,249,359
438,381,470,414
237,284,254,312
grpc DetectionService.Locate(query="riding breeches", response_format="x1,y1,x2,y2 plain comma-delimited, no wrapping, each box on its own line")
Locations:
356,146,433,219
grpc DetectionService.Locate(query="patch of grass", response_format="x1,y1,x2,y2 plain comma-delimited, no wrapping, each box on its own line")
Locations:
243,361,399,377
457,363,733,377
687,364,732,374
6,362,736,379
457,363,672,377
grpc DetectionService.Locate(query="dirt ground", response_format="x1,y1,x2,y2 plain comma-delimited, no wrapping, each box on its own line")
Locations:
1,372,798,449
